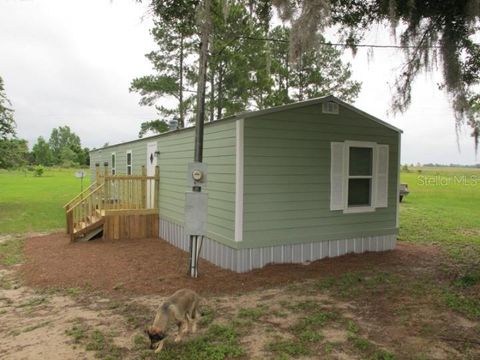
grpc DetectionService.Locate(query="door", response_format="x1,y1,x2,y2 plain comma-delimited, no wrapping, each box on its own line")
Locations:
146,142,157,208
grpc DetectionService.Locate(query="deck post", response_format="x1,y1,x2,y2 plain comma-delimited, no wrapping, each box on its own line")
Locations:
103,162,109,178
95,163,100,184
154,165,160,209
66,209,72,235
104,162,109,207
141,165,146,208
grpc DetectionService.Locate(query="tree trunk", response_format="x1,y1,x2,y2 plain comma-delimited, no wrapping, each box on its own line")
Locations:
209,68,215,122
216,64,223,121
285,52,290,98
178,35,185,129
298,55,304,101
193,0,211,164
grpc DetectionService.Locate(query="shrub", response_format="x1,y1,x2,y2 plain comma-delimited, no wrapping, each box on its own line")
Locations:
33,165,44,177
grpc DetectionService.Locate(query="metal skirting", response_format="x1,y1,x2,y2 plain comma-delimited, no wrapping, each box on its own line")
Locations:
159,217,397,273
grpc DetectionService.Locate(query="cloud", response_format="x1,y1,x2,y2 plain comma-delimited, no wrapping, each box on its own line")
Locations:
0,0,477,164
0,0,162,149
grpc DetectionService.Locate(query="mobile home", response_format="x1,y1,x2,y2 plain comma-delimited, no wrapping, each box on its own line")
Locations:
86,96,402,272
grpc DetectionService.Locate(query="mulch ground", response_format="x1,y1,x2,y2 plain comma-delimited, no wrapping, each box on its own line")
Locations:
21,232,444,296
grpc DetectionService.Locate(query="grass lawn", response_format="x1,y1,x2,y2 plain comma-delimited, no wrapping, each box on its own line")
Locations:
0,168,89,234
400,167,480,260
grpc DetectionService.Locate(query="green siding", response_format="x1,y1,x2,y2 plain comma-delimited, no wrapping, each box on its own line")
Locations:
89,141,147,178
89,100,400,251
90,120,237,244
157,121,236,244
242,103,399,248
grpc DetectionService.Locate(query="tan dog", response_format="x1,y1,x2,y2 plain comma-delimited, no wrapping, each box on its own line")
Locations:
145,289,202,352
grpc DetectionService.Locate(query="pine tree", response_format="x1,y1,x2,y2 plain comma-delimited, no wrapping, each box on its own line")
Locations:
138,0,362,135
0,76,16,140
255,26,361,108
131,1,199,134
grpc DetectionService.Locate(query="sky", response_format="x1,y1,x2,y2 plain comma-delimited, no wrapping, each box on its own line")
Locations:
0,0,478,165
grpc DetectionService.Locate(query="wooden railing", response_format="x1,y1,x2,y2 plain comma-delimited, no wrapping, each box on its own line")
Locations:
64,182,97,212
65,165,159,241
66,183,106,238
100,176,155,210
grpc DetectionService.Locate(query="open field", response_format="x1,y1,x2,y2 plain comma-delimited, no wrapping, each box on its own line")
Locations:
400,167,480,260
0,168,90,234
0,166,479,359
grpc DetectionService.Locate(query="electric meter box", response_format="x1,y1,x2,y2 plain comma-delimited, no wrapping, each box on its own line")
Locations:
184,191,208,236
187,162,208,187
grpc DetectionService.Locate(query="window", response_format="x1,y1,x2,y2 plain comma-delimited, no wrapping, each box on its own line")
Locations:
111,153,116,175
348,146,373,207
126,151,132,175
330,141,389,213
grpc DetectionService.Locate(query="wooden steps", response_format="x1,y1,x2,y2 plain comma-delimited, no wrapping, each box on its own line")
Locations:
75,225,104,242
64,165,160,242
72,217,105,242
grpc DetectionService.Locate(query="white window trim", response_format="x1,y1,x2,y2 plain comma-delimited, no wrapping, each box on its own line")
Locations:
343,141,377,214
111,152,116,175
126,150,132,175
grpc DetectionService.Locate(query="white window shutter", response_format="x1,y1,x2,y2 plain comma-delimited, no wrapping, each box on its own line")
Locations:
330,142,346,210
374,144,389,208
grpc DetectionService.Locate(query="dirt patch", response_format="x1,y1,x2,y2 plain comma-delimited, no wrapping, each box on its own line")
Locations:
0,272,96,359
458,228,480,237
2,280,475,360
22,232,444,296
323,328,348,343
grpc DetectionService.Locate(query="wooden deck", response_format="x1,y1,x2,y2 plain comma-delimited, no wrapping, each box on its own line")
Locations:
103,210,159,241
65,165,160,242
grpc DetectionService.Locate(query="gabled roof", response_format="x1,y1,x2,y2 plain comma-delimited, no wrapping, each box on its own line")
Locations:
92,95,401,152
226,95,403,133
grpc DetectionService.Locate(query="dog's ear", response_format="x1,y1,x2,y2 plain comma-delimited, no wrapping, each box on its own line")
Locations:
144,327,151,336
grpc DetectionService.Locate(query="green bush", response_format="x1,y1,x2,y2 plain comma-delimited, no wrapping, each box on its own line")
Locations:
33,165,44,177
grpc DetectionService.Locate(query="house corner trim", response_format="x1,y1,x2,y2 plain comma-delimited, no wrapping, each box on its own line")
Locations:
235,119,244,242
